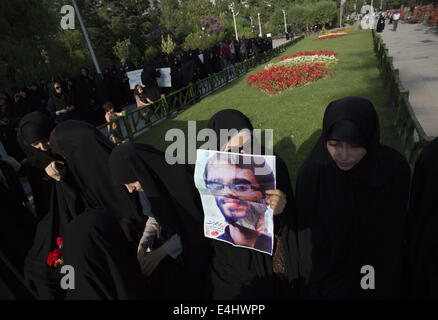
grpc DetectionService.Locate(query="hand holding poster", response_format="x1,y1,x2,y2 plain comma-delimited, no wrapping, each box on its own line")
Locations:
194,150,275,255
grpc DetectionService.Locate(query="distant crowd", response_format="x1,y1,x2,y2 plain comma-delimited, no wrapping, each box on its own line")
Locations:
0,36,274,160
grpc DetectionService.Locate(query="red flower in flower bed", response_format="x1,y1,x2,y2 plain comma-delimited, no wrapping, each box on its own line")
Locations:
246,63,333,95
313,34,347,40
280,50,337,61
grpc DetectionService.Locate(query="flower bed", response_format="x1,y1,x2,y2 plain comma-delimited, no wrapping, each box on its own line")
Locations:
314,34,347,40
322,29,351,35
247,49,338,95
246,63,333,95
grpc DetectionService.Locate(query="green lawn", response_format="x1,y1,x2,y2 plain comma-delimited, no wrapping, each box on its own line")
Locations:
135,30,403,185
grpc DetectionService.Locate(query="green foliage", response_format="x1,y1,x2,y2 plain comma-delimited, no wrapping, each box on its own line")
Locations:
183,31,225,51
145,46,160,61
159,0,188,42
286,1,337,32
112,38,140,65
270,8,286,35
182,0,216,32
0,0,62,87
0,0,347,89
238,27,255,40
161,34,176,54
386,0,416,9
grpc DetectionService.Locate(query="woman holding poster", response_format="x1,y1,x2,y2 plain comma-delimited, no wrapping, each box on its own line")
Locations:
202,109,300,300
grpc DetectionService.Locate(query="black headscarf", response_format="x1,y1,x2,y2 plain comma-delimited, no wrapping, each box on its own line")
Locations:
405,138,438,299
18,111,58,170
49,120,145,244
207,109,254,149
108,142,212,299
19,111,55,145
205,109,300,299
208,109,253,131
297,97,410,299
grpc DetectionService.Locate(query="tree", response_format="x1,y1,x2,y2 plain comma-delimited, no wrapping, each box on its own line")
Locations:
160,0,189,42
0,0,79,88
161,34,176,54
270,8,286,35
112,38,141,65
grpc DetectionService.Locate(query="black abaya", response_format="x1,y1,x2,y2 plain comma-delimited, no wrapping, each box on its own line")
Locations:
405,138,438,299
63,209,148,300
296,97,410,299
0,159,36,299
50,120,145,243
19,112,86,299
109,142,212,299
206,109,300,299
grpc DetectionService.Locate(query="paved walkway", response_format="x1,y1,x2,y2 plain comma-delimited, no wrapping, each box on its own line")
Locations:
273,38,289,48
380,21,438,138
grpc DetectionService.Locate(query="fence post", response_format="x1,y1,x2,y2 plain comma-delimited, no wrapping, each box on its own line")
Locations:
121,110,134,141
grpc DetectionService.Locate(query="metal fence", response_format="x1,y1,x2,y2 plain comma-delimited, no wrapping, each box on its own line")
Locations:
372,29,430,166
97,35,305,142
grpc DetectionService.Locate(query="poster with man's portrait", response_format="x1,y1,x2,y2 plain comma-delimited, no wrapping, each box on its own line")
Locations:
194,149,276,255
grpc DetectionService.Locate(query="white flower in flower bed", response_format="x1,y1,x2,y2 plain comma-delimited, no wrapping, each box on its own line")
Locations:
319,32,347,37
265,55,338,69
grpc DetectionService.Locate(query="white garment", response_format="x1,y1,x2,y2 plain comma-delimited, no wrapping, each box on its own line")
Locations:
230,43,235,55
393,13,400,20
138,191,183,258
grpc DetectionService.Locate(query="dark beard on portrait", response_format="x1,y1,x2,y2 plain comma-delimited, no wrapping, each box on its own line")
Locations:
223,201,267,231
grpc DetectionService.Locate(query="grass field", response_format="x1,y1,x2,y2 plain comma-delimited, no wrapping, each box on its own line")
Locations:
135,30,403,185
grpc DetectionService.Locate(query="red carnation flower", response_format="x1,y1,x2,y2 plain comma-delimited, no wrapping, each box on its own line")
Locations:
47,252,54,266
52,248,63,261
57,237,63,248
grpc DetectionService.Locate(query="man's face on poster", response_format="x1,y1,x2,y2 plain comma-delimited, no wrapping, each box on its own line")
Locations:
205,160,267,227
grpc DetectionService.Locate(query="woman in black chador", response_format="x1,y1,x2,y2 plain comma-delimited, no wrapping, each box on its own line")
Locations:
19,114,144,299
206,109,300,300
108,142,212,299
405,138,438,299
46,81,75,123
296,97,410,299
48,120,145,243
376,15,385,33
19,112,86,299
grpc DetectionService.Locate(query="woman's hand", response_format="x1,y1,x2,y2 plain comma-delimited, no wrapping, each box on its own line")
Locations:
138,247,167,277
45,161,65,181
265,189,287,216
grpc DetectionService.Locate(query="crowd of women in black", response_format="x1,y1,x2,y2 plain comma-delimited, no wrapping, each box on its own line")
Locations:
0,37,274,164
2,95,438,300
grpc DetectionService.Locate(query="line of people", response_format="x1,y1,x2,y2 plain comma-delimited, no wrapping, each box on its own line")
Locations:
1,96,437,300
1,37,275,161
